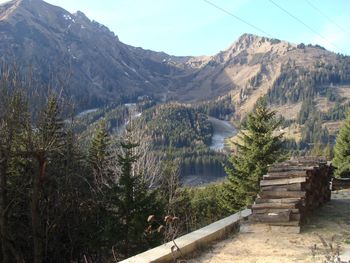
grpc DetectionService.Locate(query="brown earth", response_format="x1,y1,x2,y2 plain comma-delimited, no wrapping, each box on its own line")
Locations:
186,190,350,263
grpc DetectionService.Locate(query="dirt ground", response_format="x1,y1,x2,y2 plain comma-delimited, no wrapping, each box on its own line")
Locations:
186,190,350,263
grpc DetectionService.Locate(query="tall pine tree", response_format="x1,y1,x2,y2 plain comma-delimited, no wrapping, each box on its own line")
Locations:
333,109,350,178
220,98,283,212
88,120,111,187
109,130,163,259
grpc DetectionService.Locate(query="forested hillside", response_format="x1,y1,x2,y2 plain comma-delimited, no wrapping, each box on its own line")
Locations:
135,104,213,148
76,101,229,184
0,67,235,262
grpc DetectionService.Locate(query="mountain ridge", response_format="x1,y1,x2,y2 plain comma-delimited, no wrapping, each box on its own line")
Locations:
0,0,349,121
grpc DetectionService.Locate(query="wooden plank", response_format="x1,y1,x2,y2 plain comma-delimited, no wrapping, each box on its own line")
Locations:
261,183,304,191
263,171,307,180
259,191,306,199
252,208,299,214
290,213,301,221
253,211,291,223
268,166,316,172
252,203,296,210
260,177,307,186
255,198,301,204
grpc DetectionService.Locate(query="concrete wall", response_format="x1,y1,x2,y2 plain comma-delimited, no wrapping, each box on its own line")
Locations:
119,209,251,263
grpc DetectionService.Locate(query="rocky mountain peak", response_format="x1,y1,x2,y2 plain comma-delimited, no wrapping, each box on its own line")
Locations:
18,0,43,5
228,33,279,53
0,0,67,23
73,10,89,21
236,33,261,49
0,0,21,20
3,0,45,12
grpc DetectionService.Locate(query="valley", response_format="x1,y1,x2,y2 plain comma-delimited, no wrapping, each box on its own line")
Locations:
0,1,348,186
0,1,349,262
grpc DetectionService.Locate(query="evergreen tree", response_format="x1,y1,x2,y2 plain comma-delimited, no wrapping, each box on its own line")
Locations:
220,98,284,212
112,131,163,258
0,90,29,263
30,96,65,263
88,120,111,186
333,109,350,178
324,143,333,160
310,143,324,156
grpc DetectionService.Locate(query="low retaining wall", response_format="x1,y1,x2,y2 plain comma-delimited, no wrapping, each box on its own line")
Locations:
119,209,251,263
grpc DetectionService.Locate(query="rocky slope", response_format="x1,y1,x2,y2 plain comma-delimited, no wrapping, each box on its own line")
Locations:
0,0,349,120
173,34,350,121
0,0,191,108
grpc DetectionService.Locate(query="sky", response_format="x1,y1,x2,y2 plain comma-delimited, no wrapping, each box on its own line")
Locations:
2,0,350,56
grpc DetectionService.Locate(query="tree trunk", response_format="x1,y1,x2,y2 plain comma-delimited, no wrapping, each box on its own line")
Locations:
31,159,43,263
0,156,10,263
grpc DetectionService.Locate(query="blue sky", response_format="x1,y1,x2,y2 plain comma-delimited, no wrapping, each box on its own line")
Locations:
3,0,350,56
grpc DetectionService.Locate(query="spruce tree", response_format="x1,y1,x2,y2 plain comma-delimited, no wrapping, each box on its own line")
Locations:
333,109,350,178
0,90,29,263
88,120,110,186
220,98,283,212
111,131,162,258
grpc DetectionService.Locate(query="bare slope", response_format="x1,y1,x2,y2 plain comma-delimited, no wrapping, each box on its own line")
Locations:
172,34,350,121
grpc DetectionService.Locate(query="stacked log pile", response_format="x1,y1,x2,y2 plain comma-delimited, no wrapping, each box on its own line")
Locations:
251,157,332,231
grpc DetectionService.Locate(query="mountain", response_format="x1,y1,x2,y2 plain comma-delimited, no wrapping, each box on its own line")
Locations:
0,0,191,108
0,0,349,123
172,34,350,121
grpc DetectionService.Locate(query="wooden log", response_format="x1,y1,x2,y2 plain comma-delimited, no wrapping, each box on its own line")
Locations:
260,177,307,187
255,198,301,204
253,211,291,223
290,213,301,221
268,166,316,172
261,183,304,191
252,158,332,230
263,171,307,180
252,202,297,210
252,208,299,214
259,190,306,199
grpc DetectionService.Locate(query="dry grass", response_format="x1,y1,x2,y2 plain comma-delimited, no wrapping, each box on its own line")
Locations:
271,102,303,120
186,190,350,263
335,86,350,100
279,123,302,142
316,96,336,113
322,121,343,135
